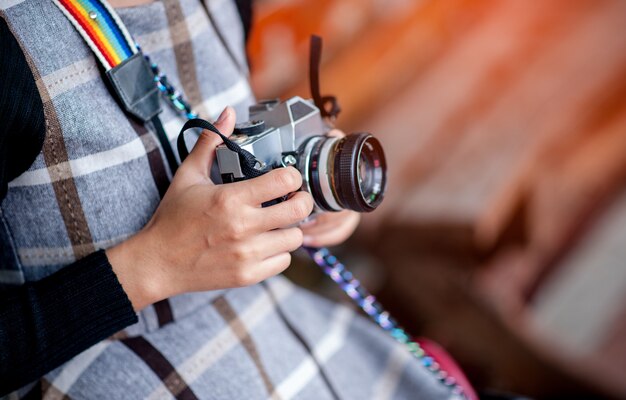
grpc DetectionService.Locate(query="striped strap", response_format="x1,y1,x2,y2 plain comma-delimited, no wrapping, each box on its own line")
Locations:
52,0,137,70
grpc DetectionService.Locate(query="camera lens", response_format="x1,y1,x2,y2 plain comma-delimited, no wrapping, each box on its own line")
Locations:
302,133,387,213
333,133,386,212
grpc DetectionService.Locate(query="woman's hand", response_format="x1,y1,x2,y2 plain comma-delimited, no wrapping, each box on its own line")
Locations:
301,210,360,247
107,107,313,311
300,129,361,248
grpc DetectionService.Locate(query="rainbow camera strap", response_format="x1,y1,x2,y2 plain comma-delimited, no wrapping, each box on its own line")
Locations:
52,0,137,70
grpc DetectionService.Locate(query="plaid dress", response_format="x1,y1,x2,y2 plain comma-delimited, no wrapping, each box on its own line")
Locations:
0,1,457,398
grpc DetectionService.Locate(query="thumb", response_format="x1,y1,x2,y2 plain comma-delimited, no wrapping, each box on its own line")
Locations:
183,106,236,178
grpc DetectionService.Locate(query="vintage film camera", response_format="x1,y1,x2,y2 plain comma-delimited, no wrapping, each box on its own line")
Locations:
216,96,387,213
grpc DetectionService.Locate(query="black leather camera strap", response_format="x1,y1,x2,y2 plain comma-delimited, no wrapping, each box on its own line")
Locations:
177,118,265,179
151,116,179,174
309,35,341,120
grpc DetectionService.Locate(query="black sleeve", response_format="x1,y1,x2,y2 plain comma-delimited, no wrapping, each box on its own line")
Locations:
0,16,45,200
0,18,138,395
0,251,138,395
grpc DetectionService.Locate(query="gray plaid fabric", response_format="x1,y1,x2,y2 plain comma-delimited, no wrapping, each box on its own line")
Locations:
0,1,457,398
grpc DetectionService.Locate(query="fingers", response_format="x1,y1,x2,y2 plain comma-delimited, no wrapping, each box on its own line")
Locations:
230,253,292,287
230,167,304,205
258,252,292,279
327,129,346,138
217,227,301,288
183,106,236,178
250,227,303,259
300,211,350,235
256,191,314,231
302,211,360,247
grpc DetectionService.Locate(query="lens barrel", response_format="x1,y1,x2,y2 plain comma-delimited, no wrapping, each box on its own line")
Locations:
307,137,337,212
304,133,387,213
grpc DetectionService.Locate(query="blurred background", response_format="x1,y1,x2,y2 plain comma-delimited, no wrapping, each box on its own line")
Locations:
246,0,626,398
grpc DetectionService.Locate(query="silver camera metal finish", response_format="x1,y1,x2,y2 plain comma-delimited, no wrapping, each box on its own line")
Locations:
298,135,343,211
216,96,324,182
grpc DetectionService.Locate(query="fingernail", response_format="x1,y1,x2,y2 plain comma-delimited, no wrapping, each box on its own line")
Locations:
215,107,231,124
300,218,317,227
302,236,313,245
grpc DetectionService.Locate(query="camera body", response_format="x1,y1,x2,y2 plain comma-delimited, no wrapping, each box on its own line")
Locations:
216,97,322,183
216,96,387,213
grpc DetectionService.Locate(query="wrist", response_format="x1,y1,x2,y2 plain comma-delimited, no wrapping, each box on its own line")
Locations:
106,228,170,311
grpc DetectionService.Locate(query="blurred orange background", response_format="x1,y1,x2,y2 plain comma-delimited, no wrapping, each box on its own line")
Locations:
247,0,626,398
